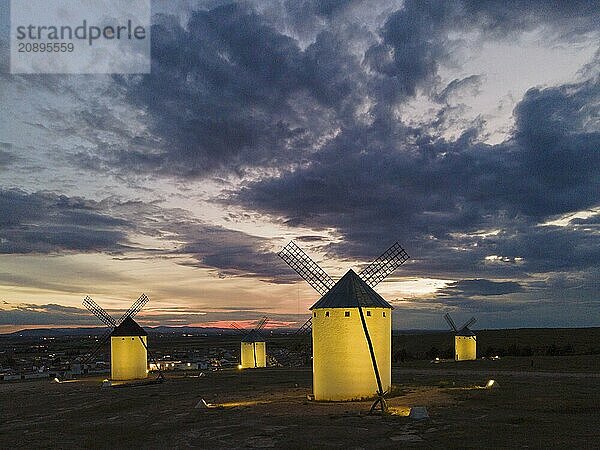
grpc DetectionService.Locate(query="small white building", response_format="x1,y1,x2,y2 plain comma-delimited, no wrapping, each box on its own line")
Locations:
240,330,267,369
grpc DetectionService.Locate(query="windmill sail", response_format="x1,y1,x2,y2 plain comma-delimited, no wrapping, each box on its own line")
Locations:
82,296,116,328
230,323,245,335
116,293,149,324
82,328,113,365
444,313,458,331
460,317,477,331
277,317,313,366
358,242,409,288
254,317,269,333
278,241,335,296
82,294,161,381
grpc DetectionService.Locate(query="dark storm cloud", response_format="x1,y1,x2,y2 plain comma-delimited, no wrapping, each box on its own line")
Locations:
101,4,332,178
3,2,599,320
32,1,594,183
0,189,130,254
295,235,328,242
433,75,483,104
0,303,96,326
0,149,16,170
392,286,538,318
231,72,600,277
365,0,599,103
439,279,524,297
285,0,358,20
13,2,596,280
2,0,596,179
482,225,600,273
571,215,600,226
0,142,21,171
0,189,289,280
165,220,294,281
0,300,306,329
278,0,361,37
62,2,373,179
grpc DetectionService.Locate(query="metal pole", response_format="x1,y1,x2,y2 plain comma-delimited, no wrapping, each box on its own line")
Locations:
357,306,384,395
137,336,165,381
355,279,387,413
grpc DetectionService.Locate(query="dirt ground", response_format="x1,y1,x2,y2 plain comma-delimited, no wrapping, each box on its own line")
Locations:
1,357,599,449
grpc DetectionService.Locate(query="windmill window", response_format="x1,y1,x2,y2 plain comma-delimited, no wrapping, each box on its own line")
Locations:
344,311,350,317
366,311,371,316
313,312,317,318
325,311,329,317
383,312,386,317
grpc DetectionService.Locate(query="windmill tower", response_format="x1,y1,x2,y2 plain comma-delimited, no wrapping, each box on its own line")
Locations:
444,313,477,361
279,241,408,409
83,294,150,380
232,317,269,369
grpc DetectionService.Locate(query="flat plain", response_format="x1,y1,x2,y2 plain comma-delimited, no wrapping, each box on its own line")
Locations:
1,352,599,449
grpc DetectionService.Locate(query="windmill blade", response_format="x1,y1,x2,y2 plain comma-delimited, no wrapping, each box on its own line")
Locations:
444,313,458,331
117,293,149,325
82,296,116,328
136,336,165,381
285,317,312,351
278,241,335,296
358,242,409,288
460,317,477,330
254,317,269,332
82,328,113,365
250,317,269,341
288,316,312,351
230,323,246,335
278,317,312,365
294,316,312,335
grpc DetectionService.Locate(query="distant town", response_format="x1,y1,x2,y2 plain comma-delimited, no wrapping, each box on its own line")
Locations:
2,326,598,383
0,325,319,382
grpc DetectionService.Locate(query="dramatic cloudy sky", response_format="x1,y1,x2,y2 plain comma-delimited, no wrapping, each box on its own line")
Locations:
0,0,598,333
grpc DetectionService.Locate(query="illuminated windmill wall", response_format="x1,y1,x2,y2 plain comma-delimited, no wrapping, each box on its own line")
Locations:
444,313,477,361
110,317,148,380
279,241,409,403
83,294,150,380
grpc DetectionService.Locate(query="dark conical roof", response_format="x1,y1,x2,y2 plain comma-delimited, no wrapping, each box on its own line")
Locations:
456,328,476,337
242,329,265,343
111,316,147,337
310,269,393,310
